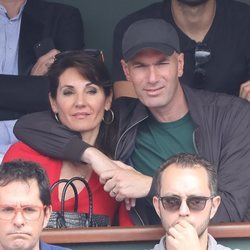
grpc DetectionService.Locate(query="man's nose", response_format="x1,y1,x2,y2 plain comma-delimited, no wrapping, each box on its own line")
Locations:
13,210,25,227
178,200,191,217
148,66,159,84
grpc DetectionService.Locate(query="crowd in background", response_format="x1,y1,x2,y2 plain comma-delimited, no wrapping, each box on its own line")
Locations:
0,0,250,249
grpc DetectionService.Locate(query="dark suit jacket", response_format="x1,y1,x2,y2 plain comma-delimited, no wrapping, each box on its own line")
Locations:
0,0,84,120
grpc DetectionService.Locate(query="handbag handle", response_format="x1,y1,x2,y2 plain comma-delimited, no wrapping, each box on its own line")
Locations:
61,176,93,227
50,179,79,211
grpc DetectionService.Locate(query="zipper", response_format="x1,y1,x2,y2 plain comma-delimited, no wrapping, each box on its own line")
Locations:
114,115,148,159
192,129,199,154
132,207,145,226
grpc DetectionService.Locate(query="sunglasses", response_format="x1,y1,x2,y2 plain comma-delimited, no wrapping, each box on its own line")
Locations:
158,195,214,212
194,42,211,82
55,49,104,62
84,48,105,62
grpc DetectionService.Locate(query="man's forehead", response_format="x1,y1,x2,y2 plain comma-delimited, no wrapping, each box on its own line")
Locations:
160,164,210,193
0,180,42,205
131,48,172,59
128,49,173,65
0,179,40,196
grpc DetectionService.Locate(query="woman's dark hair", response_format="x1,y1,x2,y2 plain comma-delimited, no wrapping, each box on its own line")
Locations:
47,50,115,156
48,50,112,98
0,160,51,206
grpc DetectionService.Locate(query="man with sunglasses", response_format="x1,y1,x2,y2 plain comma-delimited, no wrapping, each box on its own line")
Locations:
0,160,70,250
152,153,231,250
12,19,250,225
112,0,250,101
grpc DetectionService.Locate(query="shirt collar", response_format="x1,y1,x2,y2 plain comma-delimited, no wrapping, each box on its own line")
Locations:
0,0,27,21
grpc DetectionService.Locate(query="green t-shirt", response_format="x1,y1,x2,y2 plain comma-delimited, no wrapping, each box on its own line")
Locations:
131,113,196,176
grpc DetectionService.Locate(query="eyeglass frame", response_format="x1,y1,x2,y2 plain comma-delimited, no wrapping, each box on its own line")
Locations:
0,204,47,221
157,195,215,212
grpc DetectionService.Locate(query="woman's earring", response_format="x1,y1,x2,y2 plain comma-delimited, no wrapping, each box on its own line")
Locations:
54,113,60,123
102,109,114,125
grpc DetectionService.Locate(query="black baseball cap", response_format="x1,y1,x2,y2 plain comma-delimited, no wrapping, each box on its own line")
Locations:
122,19,180,61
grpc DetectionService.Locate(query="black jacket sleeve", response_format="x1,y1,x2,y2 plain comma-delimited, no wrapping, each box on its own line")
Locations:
0,75,50,120
14,111,90,162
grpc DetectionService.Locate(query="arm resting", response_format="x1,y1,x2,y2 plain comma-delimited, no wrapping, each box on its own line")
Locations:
14,111,90,162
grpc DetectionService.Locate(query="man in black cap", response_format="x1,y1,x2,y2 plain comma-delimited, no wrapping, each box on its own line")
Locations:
12,19,250,225
112,0,250,101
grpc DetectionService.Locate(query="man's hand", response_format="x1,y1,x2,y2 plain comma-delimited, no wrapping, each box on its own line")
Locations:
99,161,153,202
166,221,201,250
82,149,138,210
31,49,60,76
239,80,250,101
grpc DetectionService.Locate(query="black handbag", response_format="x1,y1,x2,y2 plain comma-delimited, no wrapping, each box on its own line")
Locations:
46,176,110,229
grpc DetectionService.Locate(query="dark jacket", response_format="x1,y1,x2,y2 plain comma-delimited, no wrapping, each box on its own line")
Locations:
112,85,250,224
14,85,250,224
0,0,84,120
18,0,84,75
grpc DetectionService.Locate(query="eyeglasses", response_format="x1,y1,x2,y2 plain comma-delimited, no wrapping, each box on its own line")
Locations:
55,49,104,62
158,195,214,212
194,42,211,82
0,205,46,221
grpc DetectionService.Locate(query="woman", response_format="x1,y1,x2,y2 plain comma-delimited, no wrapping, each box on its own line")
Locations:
3,51,132,226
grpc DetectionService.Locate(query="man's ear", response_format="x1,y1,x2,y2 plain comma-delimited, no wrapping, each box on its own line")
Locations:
210,195,221,220
121,59,131,81
153,196,161,219
177,52,184,78
43,205,52,229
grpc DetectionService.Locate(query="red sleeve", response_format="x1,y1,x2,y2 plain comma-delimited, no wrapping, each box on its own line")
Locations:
2,142,60,185
3,141,43,163
3,141,57,167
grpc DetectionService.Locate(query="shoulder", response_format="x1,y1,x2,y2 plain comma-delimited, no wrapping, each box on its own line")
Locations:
40,241,71,250
3,141,59,166
17,111,54,124
114,2,165,34
218,0,250,21
183,85,250,127
26,0,79,11
4,142,38,158
150,237,166,250
113,97,145,119
114,96,140,110
24,0,80,18
222,0,250,12
208,234,232,250
184,85,250,110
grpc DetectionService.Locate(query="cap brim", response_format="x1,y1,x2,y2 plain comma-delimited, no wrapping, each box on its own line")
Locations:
123,42,175,61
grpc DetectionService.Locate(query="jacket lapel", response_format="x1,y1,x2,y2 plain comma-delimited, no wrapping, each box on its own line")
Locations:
18,1,43,75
